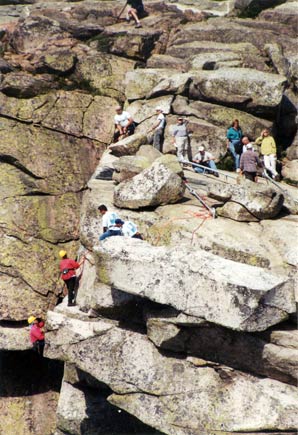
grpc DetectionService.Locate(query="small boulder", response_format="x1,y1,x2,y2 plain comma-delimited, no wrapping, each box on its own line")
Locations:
282,159,298,182
217,201,259,222
114,158,185,209
108,133,148,157
112,155,151,184
208,181,284,220
136,145,162,162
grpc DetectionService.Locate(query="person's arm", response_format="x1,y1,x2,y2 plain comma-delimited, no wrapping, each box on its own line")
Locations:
123,114,134,132
148,120,160,133
255,136,263,145
270,137,277,155
31,326,44,341
226,128,233,140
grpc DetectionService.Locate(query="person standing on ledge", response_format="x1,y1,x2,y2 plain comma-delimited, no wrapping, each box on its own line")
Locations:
126,0,145,28
255,128,279,181
172,117,190,164
148,107,166,152
239,143,262,182
226,119,243,172
59,250,83,307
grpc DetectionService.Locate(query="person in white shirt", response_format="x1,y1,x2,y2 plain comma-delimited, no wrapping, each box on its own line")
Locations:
113,106,135,142
98,204,119,234
172,117,190,163
148,107,166,152
193,145,219,177
122,220,143,239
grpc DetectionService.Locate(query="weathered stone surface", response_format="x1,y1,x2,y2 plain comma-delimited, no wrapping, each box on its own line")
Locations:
125,69,172,101
109,133,148,157
217,201,260,222
0,326,31,351
96,238,295,331
260,2,298,33
282,159,298,182
147,73,191,99
45,312,298,435
147,315,298,385
147,54,187,71
286,131,298,160
208,182,284,220
126,95,173,124
113,158,185,209
0,72,57,98
190,69,287,114
136,144,162,162
112,155,152,184
234,0,287,16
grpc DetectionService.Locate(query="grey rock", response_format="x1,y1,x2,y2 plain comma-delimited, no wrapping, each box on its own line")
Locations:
108,133,148,157
112,155,152,184
282,159,298,182
113,157,185,209
96,237,295,331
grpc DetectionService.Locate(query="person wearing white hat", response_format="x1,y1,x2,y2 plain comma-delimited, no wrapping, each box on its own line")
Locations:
193,145,219,177
240,143,262,182
148,107,166,152
172,117,190,163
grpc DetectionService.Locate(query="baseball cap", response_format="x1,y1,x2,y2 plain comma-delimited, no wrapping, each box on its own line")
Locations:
155,107,163,112
198,145,205,152
115,219,124,225
246,143,253,149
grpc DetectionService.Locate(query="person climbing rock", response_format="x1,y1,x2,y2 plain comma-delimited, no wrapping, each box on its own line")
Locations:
28,315,45,357
172,117,190,164
148,107,166,152
193,145,219,177
113,106,135,142
126,0,145,28
98,204,119,233
99,218,124,241
226,119,243,172
239,143,262,182
255,128,279,180
59,250,82,306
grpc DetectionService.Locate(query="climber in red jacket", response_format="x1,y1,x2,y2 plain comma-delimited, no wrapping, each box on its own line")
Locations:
59,250,83,306
28,316,45,356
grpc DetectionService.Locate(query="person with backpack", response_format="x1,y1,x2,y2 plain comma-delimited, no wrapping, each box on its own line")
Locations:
59,250,83,306
226,119,243,172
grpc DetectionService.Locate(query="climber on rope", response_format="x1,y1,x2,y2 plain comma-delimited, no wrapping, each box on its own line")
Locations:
113,106,135,142
28,316,45,357
59,250,84,307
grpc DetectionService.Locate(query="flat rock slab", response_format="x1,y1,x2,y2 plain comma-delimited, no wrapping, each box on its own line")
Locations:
45,312,298,435
96,238,295,331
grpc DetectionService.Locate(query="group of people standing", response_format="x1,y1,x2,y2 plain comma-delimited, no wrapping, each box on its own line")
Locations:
227,119,279,181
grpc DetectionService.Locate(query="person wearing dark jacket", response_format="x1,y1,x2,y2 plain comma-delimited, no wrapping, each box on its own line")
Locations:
239,143,262,182
59,250,82,306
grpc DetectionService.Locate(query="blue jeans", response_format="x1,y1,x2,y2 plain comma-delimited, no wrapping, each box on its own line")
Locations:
99,229,122,241
229,140,240,169
194,160,218,174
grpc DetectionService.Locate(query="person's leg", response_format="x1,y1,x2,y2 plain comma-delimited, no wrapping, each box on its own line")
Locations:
153,129,162,152
175,137,184,162
269,154,278,177
263,155,271,174
244,171,256,182
99,229,113,241
229,141,240,170
66,277,76,305
181,137,189,162
132,233,143,240
235,153,240,170
207,160,219,177
194,166,204,174
129,7,141,26
127,123,135,136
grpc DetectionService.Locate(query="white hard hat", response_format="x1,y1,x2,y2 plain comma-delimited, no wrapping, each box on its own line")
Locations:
198,145,205,152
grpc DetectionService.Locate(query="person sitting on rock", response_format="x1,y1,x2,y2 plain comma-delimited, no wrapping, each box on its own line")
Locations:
172,117,190,164
242,136,255,153
113,106,135,142
99,218,124,241
122,220,143,240
28,315,45,357
98,204,119,233
193,145,219,177
148,107,166,152
239,143,262,182
255,128,279,181
226,119,243,172
126,0,145,28
59,250,83,307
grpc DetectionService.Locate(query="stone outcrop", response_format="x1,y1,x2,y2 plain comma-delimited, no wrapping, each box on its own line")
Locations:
96,237,295,331
113,156,185,209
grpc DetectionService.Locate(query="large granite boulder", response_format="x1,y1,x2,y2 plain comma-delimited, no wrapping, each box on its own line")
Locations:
45,312,298,435
282,159,298,182
112,155,152,184
113,156,185,209
109,133,148,157
207,181,284,220
96,238,295,331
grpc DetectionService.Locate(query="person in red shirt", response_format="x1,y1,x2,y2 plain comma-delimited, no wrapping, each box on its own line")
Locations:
59,250,83,306
28,316,45,356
